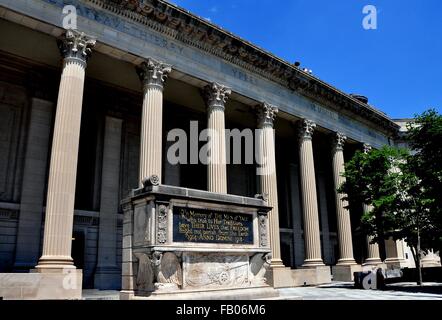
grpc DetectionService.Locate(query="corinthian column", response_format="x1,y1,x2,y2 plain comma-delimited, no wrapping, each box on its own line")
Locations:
361,144,382,266
331,132,356,265
36,30,95,270
298,120,324,267
256,103,284,267
203,82,231,194
136,58,172,186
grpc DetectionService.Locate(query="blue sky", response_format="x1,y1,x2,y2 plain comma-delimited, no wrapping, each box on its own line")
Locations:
168,0,441,119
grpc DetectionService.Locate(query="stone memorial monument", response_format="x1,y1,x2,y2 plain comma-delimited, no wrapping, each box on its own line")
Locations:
120,176,279,300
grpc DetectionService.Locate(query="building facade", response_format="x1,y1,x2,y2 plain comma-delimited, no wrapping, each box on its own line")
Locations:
0,0,417,295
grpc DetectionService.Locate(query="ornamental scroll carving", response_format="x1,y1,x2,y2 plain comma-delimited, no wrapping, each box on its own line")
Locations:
157,205,168,244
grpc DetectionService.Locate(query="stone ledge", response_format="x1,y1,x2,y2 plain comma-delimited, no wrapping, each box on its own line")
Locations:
125,286,280,300
0,270,82,300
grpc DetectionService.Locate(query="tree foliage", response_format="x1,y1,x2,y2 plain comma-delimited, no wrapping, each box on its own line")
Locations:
338,109,442,281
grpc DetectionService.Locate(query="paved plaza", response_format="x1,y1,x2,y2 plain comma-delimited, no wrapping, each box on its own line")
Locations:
82,282,442,300
278,282,442,300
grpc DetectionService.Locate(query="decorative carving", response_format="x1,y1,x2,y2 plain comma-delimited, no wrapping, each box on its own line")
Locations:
136,57,172,90
57,0,399,134
57,29,96,66
142,174,160,187
256,102,278,128
134,252,155,292
249,253,271,285
258,214,268,247
333,132,347,151
298,119,316,140
203,82,231,112
183,253,249,288
154,252,182,291
157,205,168,244
363,143,372,154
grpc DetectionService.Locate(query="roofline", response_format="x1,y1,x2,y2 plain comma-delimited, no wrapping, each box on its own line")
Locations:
92,0,400,134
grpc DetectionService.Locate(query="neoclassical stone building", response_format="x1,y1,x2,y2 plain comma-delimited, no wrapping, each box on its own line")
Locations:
0,0,415,297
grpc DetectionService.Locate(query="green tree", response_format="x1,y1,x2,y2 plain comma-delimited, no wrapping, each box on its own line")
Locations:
339,146,431,285
406,109,442,254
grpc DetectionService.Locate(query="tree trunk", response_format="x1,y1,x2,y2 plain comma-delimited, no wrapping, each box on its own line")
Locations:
416,234,423,286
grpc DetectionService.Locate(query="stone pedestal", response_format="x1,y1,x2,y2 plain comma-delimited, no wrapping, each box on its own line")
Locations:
291,266,332,286
120,184,280,300
0,270,82,300
332,264,362,282
384,238,408,269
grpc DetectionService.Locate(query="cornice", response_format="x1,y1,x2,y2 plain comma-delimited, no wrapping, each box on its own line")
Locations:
85,0,399,135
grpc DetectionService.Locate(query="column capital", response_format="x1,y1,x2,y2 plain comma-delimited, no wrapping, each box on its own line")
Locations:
362,143,372,154
203,82,231,112
257,102,278,128
298,119,316,140
58,30,96,67
332,132,347,152
136,57,172,90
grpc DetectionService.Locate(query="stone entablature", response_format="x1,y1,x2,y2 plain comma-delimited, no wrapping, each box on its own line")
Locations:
1,0,395,148
121,183,274,298
87,0,398,134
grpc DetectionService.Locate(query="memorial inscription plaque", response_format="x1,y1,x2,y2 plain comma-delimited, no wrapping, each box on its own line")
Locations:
173,206,254,245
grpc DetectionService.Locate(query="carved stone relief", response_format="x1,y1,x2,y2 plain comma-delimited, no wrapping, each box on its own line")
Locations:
183,253,249,289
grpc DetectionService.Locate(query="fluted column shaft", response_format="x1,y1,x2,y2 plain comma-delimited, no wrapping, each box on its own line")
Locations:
298,120,324,267
361,144,382,265
137,58,172,186
37,31,95,269
256,103,284,267
203,83,231,194
332,133,356,265
363,204,382,265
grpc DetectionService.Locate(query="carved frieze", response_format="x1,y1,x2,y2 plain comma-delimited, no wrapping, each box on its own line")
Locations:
183,253,249,288
84,0,399,134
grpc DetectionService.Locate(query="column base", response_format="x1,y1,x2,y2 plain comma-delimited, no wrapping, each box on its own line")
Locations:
269,258,285,268
362,258,383,267
35,255,75,270
94,265,121,290
265,266,293,288
332,264,362,282
336,258,357,266
302,258,325,268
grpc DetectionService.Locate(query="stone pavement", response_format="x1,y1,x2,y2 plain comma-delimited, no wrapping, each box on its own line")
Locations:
277,282,442,300
82,282,442,300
